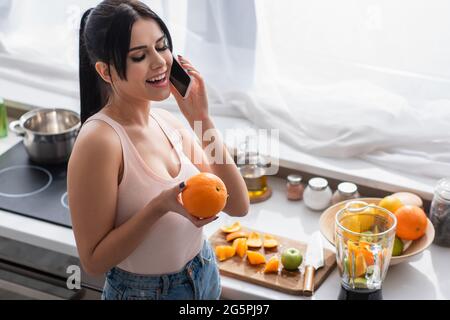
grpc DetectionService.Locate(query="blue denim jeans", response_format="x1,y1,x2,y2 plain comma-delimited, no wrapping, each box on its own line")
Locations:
101,240,221,300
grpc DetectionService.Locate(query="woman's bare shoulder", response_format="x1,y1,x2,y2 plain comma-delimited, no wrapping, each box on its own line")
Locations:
69,119,122,169
78,120,121,148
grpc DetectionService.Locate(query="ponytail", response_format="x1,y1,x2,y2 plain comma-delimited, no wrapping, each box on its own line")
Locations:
79,9,107,125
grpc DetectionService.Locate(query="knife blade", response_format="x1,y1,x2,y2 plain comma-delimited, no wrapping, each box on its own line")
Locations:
303,231,325,296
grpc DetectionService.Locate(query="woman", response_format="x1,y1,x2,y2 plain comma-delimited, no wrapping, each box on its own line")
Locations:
67,0,249,300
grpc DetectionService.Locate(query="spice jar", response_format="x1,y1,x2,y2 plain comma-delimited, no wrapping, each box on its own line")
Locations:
430,178,450,247
286,174,304,201
331,182,360,205
303,177,332,211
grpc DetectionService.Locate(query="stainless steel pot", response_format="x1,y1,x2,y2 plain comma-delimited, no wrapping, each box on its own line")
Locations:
9,108,81,164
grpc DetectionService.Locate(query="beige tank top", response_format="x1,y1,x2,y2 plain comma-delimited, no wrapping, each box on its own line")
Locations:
84,109,204,275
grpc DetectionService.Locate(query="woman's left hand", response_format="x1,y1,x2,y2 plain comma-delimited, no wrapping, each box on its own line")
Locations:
170,56,210,127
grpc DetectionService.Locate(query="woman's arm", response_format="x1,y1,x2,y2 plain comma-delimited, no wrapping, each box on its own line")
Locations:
167,56,250,217
194,117,250,217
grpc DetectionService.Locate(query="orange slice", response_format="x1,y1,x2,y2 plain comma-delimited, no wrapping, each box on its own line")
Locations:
350,252,367,277
215,245,236,261
247,251,266,265
263,234,278,249
348,240,374,266
358,241,375,265
220,221,241,233
247,232,263,248
263,256,279,274
347,240,368,277
232,238,248,258
226,231,249,242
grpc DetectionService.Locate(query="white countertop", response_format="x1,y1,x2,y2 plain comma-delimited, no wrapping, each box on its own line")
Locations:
0,120,449,300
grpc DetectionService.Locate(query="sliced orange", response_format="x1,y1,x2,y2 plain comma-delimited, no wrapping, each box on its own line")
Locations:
215,245,236,261
220,221,241,233
263,256,279,274
347,240,368,277
263,234,278,249
358,241,375,265
232,238,248,258
226,231,249,242
350,252,367,277
347,240,359,255
247,251,266,265
247,232,263,248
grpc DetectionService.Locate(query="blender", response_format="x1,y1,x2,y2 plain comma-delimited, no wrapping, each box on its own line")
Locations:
335,200,397,300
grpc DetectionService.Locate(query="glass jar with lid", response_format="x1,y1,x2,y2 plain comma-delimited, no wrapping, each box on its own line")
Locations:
236,137,271,201
331,182,360,205
286,174,304,201
430,178,450,247
303,177,332,211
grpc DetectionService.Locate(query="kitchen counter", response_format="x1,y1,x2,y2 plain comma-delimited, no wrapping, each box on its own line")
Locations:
1,129,449,300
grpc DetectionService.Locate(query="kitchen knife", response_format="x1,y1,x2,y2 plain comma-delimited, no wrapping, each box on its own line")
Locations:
303,231,325,296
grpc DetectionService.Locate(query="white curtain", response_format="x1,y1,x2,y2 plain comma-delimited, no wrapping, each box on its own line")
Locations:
0,0,449,179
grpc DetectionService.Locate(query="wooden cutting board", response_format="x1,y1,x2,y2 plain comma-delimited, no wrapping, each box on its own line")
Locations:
209,227,337,296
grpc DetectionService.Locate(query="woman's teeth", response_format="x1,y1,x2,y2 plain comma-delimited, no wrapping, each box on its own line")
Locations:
147,74,166,83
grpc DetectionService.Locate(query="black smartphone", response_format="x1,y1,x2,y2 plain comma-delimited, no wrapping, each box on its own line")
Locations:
170,55,193,99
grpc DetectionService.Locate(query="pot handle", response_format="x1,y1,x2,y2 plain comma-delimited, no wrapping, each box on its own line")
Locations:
9,120,25,137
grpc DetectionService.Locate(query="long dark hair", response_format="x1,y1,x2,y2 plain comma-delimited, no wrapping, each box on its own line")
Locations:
79,0,173,124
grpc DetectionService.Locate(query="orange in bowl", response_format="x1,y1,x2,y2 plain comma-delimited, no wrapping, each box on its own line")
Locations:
395,205,428,241
182,173,228,219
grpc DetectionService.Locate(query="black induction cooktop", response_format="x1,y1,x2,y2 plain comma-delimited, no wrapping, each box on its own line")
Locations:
0,142,72,228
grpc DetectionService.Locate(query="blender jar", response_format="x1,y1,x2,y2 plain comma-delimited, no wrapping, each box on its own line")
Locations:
335,200,397,299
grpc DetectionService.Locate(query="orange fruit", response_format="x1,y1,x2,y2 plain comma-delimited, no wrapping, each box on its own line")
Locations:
226,231,248,242
358,241,375,265
351,252,367,277
232,238,248,258
263,234,278,249
347,240,373,271
221,221,241,234
247,251,266,265
264,256,279,274
378,196,404,214
182,173,228,219
215,245,235,261
247,232,263,248
394,205,428,240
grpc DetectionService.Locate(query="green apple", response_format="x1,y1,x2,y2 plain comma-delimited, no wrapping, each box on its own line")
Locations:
281,248,303,271
392,236,404,256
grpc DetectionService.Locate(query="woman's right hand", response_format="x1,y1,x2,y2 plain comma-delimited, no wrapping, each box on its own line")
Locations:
152,182,219,228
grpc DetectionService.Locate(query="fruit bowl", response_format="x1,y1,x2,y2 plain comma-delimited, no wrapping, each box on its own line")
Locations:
319,198,435,265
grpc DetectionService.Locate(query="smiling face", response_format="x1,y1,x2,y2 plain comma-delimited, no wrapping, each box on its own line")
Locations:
106,18,173,103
